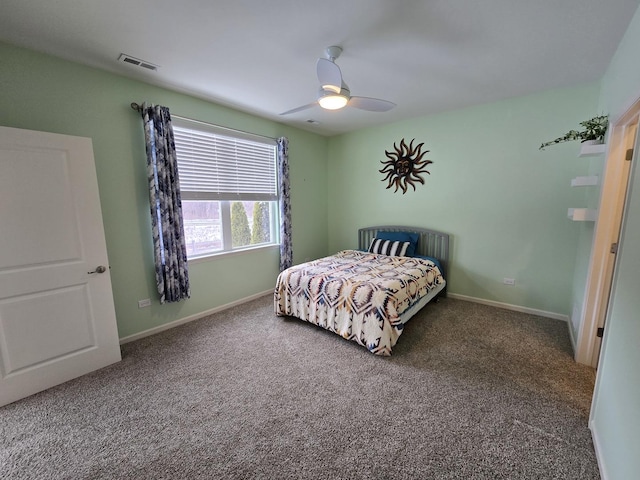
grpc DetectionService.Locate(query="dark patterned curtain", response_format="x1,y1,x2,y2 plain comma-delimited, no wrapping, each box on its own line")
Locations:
277,137,292,271
141,104,190,303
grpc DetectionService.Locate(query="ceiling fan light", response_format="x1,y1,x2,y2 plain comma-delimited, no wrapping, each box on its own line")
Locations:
319,93,348,110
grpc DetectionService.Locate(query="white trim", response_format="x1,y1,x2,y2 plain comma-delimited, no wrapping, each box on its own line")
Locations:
576,103,639,366
172,114,277,143
590,422,609,480
447,293,569,322
122,290,570,345
188,244,279,264
567,317,577,352
119,289,274,345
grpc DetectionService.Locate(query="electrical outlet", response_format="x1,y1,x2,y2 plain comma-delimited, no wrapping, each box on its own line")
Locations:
503,278,515,286
138,298,151,308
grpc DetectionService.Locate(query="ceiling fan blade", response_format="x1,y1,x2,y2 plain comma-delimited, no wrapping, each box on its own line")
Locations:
316,58,342,93
279,102,317,115
348,96,396,112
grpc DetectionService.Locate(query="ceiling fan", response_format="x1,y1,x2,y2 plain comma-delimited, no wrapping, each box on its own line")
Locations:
280,46,396,115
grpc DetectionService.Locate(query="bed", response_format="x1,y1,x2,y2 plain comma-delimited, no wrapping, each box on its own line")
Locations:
274,226,449,356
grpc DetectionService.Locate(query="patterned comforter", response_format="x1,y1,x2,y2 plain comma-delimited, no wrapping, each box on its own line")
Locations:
274,250,445,356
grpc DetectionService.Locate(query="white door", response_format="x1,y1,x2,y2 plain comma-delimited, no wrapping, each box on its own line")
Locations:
592,122,637,365
576,112,639,367
0,126,121,407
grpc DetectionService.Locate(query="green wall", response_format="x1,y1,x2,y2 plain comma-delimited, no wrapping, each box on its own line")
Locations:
590,5,640,479
327,85,600,316
0,42,329,339
3,6,640,475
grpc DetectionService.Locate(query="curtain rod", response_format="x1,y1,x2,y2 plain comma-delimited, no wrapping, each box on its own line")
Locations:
130,102,278,142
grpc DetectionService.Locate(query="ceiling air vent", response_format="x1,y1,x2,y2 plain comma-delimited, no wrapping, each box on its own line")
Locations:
118,53,158,71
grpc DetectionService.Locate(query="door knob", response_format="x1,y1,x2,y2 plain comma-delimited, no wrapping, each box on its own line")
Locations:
88,265,107,274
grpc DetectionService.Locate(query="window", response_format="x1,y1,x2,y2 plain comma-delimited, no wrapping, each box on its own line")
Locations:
172,117,279,259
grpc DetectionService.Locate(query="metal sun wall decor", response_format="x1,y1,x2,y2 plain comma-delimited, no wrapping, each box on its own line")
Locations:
379,138,433,194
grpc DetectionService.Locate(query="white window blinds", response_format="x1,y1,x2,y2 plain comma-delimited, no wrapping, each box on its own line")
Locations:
172,119,277,201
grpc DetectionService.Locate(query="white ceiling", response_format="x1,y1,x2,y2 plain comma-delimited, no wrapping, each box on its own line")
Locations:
1,0,638,136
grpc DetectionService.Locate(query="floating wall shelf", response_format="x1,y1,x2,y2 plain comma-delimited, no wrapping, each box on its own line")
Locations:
568,208,597,222
571,175,599,187
578,143,606,157
567,144,604,222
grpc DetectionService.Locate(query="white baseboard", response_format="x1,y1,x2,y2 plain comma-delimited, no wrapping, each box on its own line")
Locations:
120,290,569,344
447,293,569,323
589,422,608,480
119,289,273,345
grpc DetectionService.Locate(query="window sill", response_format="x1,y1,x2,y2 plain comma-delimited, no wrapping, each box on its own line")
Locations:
187,243,280,265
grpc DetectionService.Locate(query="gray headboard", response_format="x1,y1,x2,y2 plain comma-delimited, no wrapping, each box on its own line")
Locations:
358,225,450,283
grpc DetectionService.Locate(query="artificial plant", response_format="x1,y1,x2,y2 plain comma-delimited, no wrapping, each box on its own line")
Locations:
539,115,608,150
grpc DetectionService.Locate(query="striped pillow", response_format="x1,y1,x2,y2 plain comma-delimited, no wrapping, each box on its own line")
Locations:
368,238,411,257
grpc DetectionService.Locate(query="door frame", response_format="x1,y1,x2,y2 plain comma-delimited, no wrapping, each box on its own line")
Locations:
575,99,640,367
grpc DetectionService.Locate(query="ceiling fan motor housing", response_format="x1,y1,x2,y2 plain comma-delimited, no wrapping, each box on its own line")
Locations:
325,45,342,61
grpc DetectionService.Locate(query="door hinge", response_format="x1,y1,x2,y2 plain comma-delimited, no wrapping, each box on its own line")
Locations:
610,243,618,254
597,327,604,338
626,148,634,161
